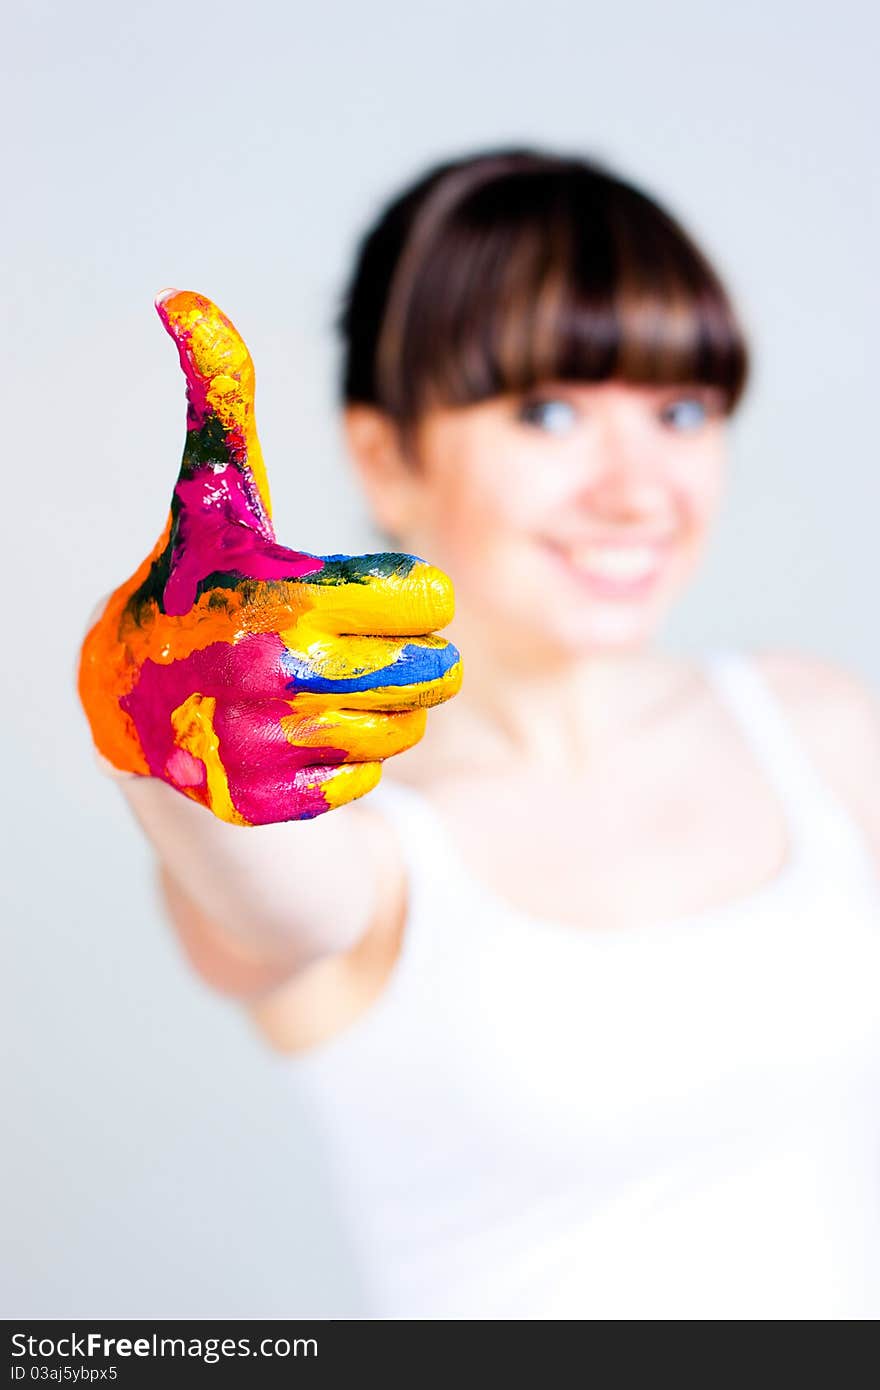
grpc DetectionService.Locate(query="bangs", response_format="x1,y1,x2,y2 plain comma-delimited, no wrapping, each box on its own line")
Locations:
371,163,749,422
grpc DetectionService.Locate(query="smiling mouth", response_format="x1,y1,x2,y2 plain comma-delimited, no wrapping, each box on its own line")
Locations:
542,537,676,598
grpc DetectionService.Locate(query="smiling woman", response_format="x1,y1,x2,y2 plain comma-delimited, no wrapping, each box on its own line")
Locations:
85,145,880,1321
305,147,880,1317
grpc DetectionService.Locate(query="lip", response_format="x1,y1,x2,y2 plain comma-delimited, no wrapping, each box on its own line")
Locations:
541,536,676,600
546,531,679,548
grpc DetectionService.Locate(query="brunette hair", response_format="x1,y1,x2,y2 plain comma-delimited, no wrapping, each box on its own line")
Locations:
335,145,749,430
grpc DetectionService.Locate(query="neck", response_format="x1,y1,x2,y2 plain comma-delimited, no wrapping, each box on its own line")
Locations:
421,608,681,777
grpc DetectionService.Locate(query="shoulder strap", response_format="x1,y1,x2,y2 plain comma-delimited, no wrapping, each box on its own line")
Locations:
702,646,850,845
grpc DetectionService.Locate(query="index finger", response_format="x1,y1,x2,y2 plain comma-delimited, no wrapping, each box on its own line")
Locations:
295,552,456,636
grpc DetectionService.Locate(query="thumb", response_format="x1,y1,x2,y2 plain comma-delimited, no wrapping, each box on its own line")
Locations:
156,288,274,537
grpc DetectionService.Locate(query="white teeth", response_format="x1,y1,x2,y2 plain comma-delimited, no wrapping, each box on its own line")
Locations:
567,546,660,580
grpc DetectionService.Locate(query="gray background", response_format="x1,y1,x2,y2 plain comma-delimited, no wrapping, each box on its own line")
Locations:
4,0,877,1316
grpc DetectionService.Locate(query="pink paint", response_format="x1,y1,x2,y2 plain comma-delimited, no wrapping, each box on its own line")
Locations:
155,298,230,440
121,631,348,822
163,465,325,615
164,747,207,789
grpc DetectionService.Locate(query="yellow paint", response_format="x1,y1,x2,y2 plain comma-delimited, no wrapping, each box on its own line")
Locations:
78,288,463,806
283,660,463,713
161,290,273,522
280,705,428,761
280,629,409,679
169,693,250,826
278,617,459,689
320,761,383,808
278,564,455,636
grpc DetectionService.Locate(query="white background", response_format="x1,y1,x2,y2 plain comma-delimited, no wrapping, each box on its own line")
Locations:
4,0,878,1315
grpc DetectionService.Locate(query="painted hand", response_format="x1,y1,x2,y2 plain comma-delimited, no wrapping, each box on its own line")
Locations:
78,290,462,824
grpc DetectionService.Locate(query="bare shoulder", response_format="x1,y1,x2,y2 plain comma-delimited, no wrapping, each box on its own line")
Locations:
752,646,880,857
752,646,880,736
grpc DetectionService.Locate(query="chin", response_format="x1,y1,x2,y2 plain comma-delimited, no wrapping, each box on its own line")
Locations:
489,607,660,666
546,598,669,655
566,618,656,653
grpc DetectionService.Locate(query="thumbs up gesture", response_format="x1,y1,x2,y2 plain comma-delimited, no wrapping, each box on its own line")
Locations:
78,291,462,825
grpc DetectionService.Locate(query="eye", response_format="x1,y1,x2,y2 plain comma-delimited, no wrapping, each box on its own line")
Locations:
516,396,578,435
659,397,710,432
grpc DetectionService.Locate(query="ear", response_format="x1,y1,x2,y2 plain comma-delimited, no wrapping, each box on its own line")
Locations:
342,405,418,539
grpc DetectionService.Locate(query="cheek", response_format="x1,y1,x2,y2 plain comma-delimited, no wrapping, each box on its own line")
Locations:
416,463,532,566
690,436,726,499
642,441,723,547
410,481,541,635
677,458,727,544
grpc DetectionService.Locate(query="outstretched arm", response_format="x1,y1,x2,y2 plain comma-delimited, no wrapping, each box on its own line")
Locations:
78,290,461,994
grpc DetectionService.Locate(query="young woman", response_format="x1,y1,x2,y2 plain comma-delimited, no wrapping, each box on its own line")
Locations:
81,147,880,1319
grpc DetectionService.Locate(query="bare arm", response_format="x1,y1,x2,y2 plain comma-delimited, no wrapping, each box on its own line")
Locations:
113,762,393,994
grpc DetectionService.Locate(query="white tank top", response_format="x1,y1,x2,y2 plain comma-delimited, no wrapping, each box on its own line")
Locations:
276,648,880,1319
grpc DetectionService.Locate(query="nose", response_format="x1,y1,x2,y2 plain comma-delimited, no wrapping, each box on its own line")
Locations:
582,441,671,523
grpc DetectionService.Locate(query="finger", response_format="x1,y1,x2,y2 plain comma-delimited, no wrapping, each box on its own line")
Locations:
291,761,384,817
208,696,384,823
155,288,273,537
172,549,457,645
163,691,383,823
280,706,428,763
250,762,385,822
278,631,463,709
288,667,462,713
292,553,457,636
118,631,461,802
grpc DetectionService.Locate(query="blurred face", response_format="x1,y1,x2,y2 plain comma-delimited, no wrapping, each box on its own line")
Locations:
356,379,729,661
